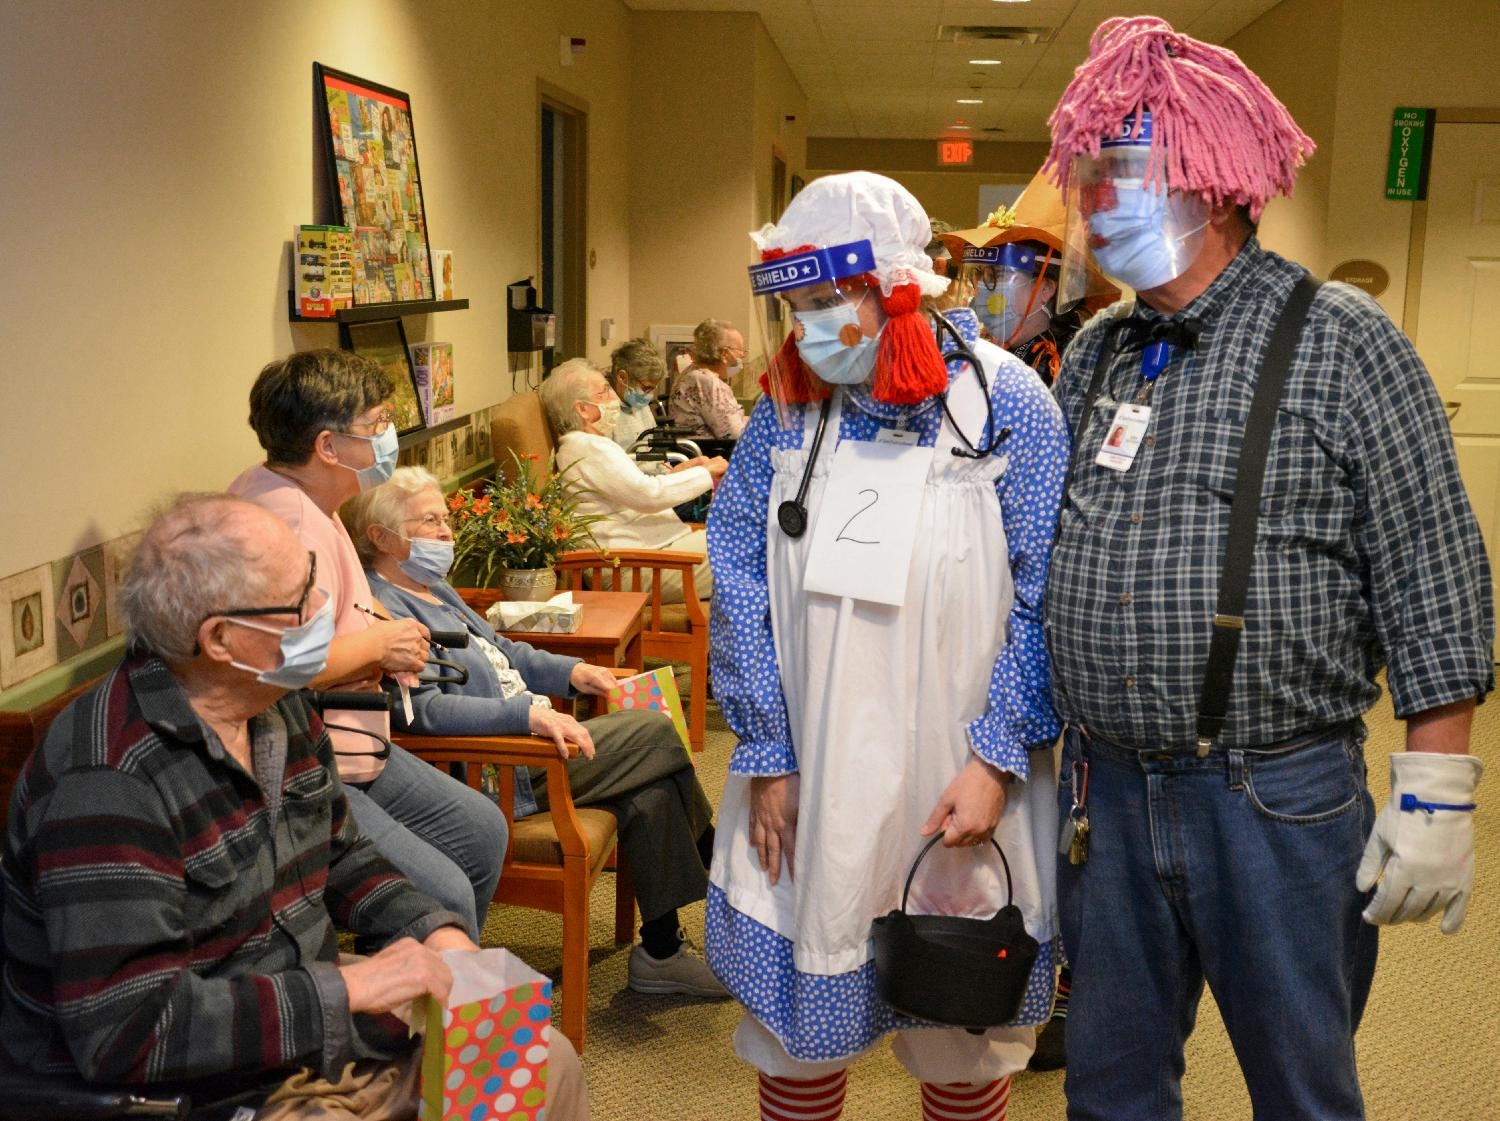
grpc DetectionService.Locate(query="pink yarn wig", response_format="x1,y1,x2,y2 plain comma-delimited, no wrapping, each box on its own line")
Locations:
1043,16,1315,221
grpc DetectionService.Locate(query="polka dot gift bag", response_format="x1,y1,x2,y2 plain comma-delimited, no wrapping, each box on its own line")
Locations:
605,666,690,751
418,948,554,1121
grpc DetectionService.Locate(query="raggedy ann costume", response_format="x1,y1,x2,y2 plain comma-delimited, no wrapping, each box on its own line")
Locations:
704,171,1069,1121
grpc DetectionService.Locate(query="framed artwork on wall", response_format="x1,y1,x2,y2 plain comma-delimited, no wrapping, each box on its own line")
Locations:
649,324,698,382
342,319,427,436
314,63,435,305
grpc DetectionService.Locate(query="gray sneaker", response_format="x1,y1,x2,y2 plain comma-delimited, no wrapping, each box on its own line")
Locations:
627,942,730,998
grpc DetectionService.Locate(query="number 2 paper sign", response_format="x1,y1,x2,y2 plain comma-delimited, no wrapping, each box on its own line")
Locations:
801,440,933,606
606,666,690,752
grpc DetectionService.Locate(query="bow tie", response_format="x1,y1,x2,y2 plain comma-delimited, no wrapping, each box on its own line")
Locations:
1110,314,1204,353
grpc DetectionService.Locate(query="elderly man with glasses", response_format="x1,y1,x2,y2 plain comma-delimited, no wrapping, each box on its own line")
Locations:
0,494,590,1118
228,348,509,942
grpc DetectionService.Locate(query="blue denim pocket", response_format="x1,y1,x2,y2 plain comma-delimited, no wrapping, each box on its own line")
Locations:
1241,730,1362,824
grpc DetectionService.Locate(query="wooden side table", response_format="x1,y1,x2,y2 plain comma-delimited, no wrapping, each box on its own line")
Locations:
457,588,647,669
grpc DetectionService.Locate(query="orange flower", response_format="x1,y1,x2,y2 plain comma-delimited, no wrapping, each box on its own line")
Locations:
472,496,492,516
506,531,528,544
524,493,543,509
552,524,569,540
447,492,466,512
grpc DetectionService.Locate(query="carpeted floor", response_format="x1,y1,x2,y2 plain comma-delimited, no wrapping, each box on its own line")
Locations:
480,683,1499,1120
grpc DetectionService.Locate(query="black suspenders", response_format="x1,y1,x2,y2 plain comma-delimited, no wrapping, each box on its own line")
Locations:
1194,273,1321,754
1063,273,1323,755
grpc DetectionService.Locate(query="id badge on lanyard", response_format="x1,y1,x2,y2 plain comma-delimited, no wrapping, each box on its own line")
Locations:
1094,339,1170,474
802,439,934,606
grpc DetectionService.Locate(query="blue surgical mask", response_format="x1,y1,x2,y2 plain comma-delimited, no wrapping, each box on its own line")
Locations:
337,423,400,490
793,297,880,385
1088,182,1208,292
227,595,336,690
398,536,455,586
972,268,1036,345
623,387,654,410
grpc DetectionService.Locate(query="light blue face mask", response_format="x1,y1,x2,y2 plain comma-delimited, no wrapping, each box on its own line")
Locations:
1088,182,1208,292
337,423,400,490
398,536,455,586
227,595,335,690
622,387,654,410
793,294,880,385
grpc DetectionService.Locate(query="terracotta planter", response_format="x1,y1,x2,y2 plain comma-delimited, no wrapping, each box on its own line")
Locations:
496,566,558,602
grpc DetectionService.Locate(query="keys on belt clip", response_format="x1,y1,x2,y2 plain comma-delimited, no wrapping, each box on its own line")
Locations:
1059,759,1091,866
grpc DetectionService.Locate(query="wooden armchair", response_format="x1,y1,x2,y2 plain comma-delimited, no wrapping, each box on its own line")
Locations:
489,390,712,751
554,548,709,751
391,679,636,1054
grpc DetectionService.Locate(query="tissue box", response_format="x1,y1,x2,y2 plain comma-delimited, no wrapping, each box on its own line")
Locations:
486,593,584,634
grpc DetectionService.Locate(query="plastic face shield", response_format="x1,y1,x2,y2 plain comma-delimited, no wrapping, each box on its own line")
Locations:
748,239,885,428
1063,113,1210,294
962,243,1046,346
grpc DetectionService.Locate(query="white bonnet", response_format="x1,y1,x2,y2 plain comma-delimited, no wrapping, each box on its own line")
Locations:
751,171,950,299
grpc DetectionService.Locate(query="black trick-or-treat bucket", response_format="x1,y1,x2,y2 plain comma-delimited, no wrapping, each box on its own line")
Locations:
871,833,1039,1031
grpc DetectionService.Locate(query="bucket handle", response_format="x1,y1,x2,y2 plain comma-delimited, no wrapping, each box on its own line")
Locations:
899,833,1014,919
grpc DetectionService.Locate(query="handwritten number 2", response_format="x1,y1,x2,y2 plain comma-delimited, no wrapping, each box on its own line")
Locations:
836,489,880,545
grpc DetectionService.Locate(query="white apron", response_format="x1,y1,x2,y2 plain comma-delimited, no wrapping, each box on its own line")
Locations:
713,359,1058,982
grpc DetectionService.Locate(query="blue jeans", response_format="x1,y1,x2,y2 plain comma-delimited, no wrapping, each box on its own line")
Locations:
1057,725,1378,1121
342,744,508,940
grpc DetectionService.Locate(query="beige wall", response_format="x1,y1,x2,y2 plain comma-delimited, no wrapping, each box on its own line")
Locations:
0,0,639,584
1230,0,1500,321
627,11,806,370
1223,0,1343,274
1323,0,1500,322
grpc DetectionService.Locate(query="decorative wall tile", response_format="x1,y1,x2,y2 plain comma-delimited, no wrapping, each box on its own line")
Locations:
457,421,477,471
474,413,492,463
0,565,58,689
103,531,142,638
52,548,108,661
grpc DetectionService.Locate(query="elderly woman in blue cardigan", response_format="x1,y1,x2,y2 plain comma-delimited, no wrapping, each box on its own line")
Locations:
344,467,724,999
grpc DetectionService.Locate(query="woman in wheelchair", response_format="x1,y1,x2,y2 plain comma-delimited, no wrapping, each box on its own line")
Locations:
344,468,727,999
541,359,724,604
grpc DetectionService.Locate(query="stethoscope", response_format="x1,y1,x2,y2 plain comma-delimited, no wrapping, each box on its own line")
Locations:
777,311,1010,538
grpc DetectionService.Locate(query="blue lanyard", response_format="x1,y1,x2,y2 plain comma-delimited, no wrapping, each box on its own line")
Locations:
1140,340,1171,383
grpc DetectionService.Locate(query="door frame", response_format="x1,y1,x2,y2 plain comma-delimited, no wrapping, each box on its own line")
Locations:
539,81,589,365
1402,108,1500,339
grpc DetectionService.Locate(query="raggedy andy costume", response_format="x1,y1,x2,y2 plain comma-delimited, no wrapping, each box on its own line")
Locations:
703,171,1070,1121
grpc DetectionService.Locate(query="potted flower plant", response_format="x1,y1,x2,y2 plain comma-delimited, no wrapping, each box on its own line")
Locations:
448,451,606,601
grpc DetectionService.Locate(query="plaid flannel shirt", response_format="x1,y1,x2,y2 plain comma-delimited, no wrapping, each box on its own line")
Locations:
1,655,462,1088
1047,239,1493,749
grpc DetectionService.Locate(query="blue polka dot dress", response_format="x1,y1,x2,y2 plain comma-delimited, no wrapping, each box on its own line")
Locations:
704,308,1072,1068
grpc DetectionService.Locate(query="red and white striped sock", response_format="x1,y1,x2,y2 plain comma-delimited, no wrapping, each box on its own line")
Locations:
758,1070,848,1121
920,1077,1011,1121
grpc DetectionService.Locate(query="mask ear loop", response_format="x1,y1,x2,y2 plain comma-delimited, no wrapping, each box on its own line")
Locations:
1004,246,1056,349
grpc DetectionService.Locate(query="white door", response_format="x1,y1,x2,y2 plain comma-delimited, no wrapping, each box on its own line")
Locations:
1413,120,1500,609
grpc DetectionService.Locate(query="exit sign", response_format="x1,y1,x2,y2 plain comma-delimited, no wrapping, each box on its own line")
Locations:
939,139,974,166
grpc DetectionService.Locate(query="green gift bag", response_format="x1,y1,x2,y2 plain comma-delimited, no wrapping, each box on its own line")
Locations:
418,949,554,1121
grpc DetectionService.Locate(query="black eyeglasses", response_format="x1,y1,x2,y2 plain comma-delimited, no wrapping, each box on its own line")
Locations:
214,552,318,623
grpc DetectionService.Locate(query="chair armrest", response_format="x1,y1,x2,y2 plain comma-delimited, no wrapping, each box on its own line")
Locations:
556,547,704,567
391,732,596,861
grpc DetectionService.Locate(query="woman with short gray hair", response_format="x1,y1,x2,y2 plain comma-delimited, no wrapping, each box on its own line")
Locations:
669,318,749,439
541,359,723,603
344,467,727,999
608,337,666,451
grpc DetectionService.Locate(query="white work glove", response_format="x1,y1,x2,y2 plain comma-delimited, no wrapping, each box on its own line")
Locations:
1356,751,1483,934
